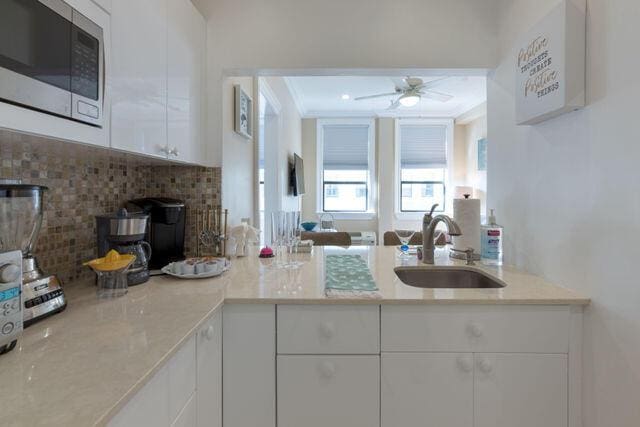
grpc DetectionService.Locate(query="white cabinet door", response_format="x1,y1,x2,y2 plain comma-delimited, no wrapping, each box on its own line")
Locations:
167,0,206,164
196,310,222,427
110,0,168,158
474,353,568,427
277,355,379,427
381,353,473,427
168,335,197,423
223,304,276,427
108,365,170,427
172,393,196,427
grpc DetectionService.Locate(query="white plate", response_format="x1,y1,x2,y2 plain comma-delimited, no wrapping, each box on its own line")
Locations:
161,259,230,279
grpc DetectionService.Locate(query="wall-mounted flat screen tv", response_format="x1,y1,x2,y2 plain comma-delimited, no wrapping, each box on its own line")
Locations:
291,153,305,196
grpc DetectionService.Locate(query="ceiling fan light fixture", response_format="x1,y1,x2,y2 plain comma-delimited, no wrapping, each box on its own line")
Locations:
399,94,420,107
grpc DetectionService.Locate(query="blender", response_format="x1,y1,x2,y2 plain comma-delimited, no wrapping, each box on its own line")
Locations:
0,181,67,326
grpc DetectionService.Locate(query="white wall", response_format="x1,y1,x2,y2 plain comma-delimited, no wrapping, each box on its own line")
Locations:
222,77,255,226
264,77,302,213
462,114,488,212
193,0,500,167
489,0,640,425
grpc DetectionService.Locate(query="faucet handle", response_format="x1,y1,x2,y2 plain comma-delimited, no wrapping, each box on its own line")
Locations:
451,247,476,265
424,204,439,224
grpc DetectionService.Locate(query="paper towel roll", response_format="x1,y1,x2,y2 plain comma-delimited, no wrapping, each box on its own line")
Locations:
452,198,481,253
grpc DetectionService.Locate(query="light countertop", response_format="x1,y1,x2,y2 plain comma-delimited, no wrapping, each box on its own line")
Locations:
0,246,589,427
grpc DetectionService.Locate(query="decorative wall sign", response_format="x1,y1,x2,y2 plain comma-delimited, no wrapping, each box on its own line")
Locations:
234,85,253,139
515,0,586,125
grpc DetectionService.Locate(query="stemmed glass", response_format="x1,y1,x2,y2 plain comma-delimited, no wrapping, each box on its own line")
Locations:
271,211,286,266
394,229,415,258
286,211,302,268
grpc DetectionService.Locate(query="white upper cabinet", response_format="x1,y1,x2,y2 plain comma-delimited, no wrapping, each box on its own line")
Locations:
110,0,206,164
167,0,206,164
110,0,168,159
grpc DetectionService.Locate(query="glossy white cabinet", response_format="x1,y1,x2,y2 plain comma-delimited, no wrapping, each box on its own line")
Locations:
197,310,222,427
108,362,170,427
108,310,220,427
277,355,380,427
223,304,276,427
110,0,205,164
110,0,168,159
381,353,473,427
474,353,567,427
172,393,197,427
277,305,379,354
167,0,206,164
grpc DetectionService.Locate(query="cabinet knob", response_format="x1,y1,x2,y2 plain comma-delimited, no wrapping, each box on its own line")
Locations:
456,356,473,373
319,322,335,339
319,361,336,379
477,357,493,374
467,322,483,338
203,325,215,341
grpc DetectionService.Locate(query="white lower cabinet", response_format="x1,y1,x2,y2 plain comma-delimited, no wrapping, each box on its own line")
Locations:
381,353,473,427
196,310,222,427
172,393,197,427
277,355,380,427
108,310,221,427
474,353,568,427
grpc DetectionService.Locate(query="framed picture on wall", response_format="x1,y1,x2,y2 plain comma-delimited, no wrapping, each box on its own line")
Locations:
477,138,487,171
234,85,253,139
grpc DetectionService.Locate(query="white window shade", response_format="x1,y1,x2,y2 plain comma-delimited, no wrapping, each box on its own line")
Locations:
399,124,447,169
323,124,369,170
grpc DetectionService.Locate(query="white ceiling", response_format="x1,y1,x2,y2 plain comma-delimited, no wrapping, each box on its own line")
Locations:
284,75,487,118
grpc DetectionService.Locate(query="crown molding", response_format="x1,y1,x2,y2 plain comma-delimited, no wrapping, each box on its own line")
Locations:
282,77,307,117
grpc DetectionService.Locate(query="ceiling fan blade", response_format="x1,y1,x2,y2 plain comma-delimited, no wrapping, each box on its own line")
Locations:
354,92,399,101
420,90,454,102
390,77,409,91
418,77,450,91
386,99,401,110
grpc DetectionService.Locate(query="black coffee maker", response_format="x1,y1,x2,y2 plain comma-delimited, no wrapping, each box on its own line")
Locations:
126,198,186,272
96,209,151,286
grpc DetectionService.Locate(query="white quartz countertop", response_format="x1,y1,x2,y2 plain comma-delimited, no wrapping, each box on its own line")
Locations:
0,246,589,427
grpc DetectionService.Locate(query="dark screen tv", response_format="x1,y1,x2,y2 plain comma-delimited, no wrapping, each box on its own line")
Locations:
291,153,305,196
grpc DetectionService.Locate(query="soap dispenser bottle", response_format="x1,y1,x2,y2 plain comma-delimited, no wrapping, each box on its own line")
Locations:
481,209,503,266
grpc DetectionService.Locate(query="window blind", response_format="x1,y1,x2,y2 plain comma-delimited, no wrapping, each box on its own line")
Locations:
399,124,447,169
322,124,369,170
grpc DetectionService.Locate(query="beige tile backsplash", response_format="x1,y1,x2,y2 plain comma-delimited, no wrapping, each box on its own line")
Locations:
0,130,221,285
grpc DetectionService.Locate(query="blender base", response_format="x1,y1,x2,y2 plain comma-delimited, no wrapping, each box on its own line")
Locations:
22,257,67,327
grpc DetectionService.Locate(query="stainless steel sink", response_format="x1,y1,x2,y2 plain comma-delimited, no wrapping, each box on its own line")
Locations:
394,266,506,289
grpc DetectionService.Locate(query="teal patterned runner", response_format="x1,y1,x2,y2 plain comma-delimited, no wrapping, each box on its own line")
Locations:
325,255,378,291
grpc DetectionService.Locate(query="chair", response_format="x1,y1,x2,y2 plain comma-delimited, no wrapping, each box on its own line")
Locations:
301,231,352,246
383,231,423,246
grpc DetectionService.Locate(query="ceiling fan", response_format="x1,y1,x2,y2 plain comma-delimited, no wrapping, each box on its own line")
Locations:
354,77,453,109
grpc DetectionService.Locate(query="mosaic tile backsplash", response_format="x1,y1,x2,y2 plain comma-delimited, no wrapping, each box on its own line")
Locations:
0,130,221,285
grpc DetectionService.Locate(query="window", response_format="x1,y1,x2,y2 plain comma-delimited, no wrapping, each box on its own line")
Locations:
318,119,375,214
397,121,449,213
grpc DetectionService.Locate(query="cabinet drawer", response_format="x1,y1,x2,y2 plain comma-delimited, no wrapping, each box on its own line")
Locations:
381,305,570,353
277,305,379,354
277,355,380,427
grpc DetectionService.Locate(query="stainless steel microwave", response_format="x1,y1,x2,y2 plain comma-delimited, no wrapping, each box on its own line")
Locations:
0,0,104,127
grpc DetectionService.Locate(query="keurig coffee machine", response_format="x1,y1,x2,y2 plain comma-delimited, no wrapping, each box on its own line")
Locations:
127,198,186,273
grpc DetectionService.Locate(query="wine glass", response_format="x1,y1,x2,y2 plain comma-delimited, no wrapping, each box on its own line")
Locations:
394,229,415,258
271,211,286,266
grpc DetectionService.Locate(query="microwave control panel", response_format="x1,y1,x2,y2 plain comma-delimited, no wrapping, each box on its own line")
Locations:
0,250,22,354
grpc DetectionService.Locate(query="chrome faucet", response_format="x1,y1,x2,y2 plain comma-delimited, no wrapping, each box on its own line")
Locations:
422,204,462,264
